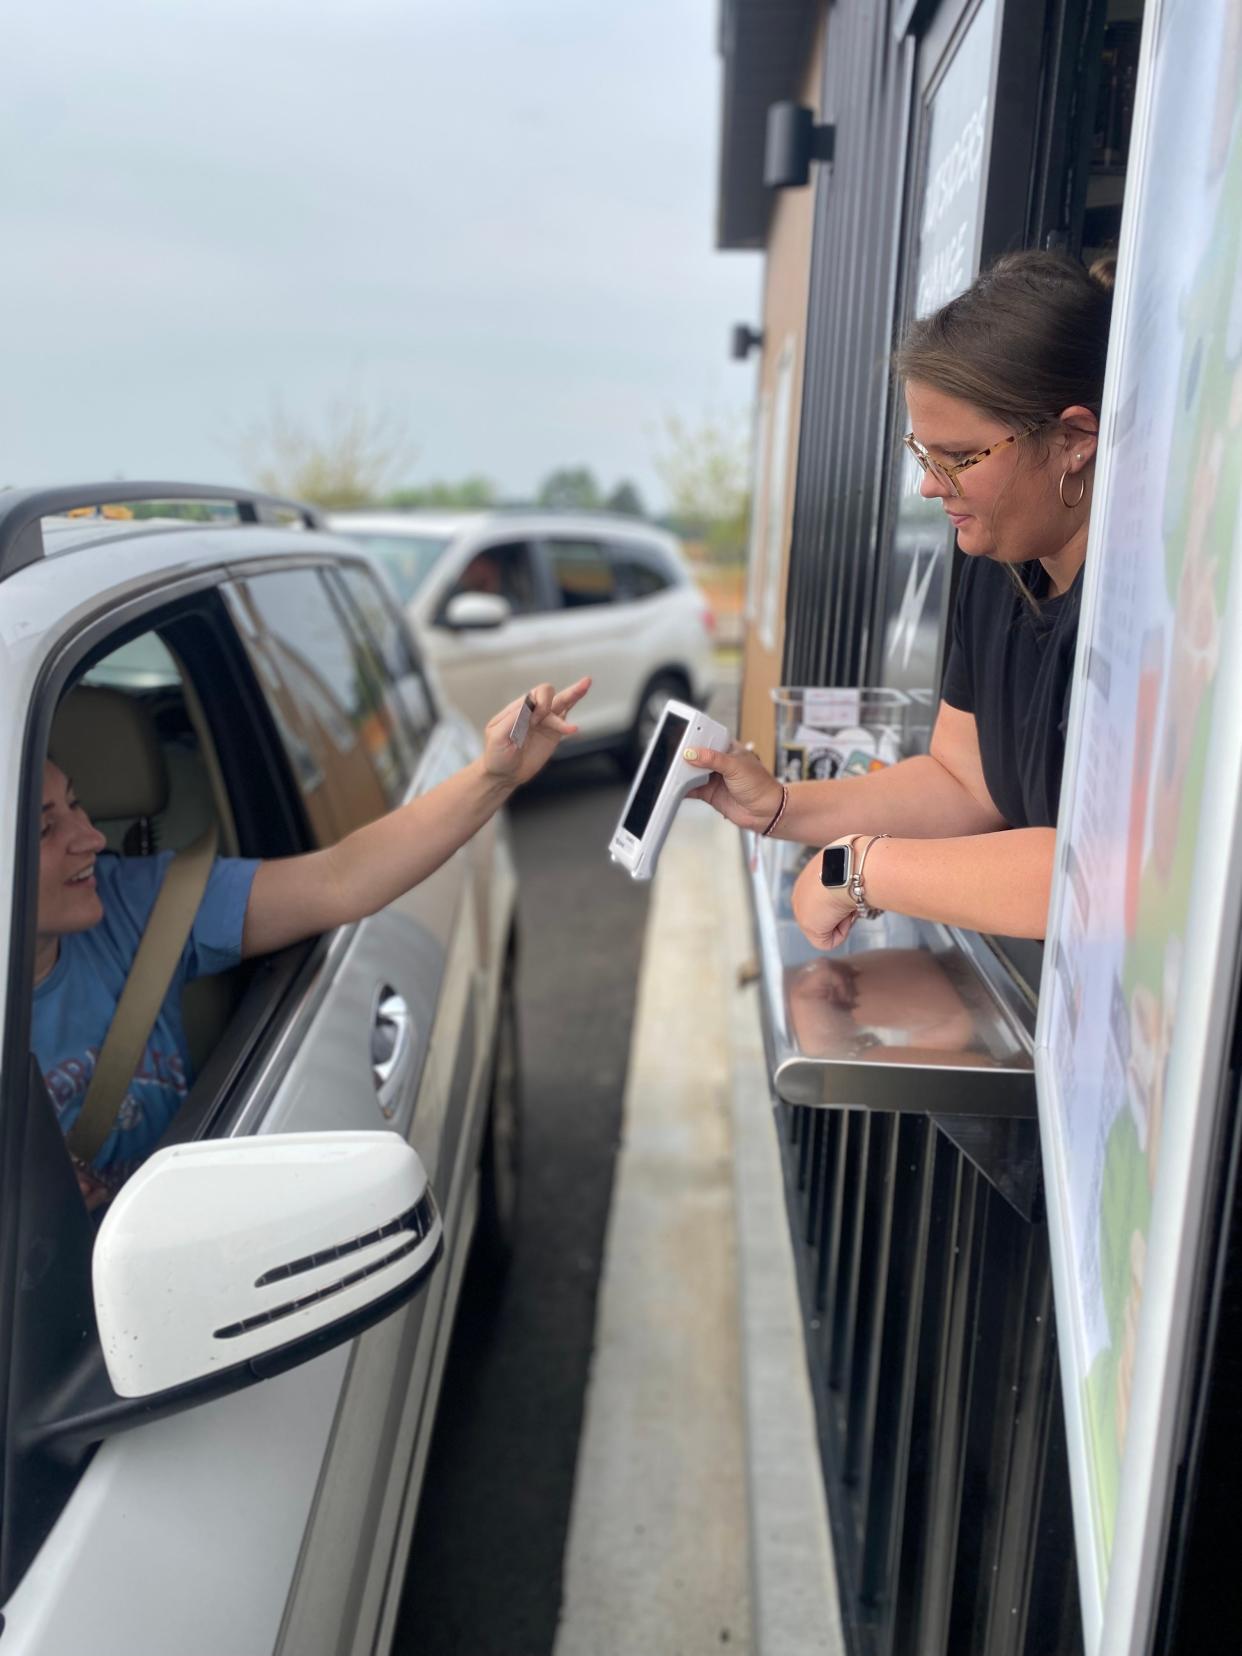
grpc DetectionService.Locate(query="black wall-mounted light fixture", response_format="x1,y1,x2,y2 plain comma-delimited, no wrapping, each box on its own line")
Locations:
763,101,836,189
730,324,764,361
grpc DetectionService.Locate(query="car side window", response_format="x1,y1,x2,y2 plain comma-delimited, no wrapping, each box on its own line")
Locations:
227,569,402,838
335,563,436,751
444,540,541,616
610,546,674,601
546,538,617,609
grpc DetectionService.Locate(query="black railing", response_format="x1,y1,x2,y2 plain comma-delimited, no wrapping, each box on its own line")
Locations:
778,1102,1084,1656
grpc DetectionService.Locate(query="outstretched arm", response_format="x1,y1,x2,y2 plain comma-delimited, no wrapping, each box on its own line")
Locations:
240,677,590,958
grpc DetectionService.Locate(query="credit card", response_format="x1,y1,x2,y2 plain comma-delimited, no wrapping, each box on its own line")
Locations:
508,694,536,747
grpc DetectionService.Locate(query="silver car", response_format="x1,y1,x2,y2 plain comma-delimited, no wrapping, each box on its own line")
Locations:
0,484,520,1655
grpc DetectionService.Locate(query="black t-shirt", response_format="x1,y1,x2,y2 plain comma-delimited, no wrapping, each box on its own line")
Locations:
940,555,1082,829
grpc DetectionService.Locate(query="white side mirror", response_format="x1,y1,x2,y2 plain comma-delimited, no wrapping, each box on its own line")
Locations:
443,591,511,631
93,1132,441,1399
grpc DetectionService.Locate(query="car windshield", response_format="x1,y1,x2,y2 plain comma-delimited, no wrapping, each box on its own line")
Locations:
341,533,451,603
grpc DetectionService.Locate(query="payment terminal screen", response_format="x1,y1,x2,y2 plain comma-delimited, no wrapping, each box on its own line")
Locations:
623,711,690,839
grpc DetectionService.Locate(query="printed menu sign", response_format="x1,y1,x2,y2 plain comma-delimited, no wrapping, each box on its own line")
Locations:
913,0,997,318
880,0,1000,697
1036,2,1242,1647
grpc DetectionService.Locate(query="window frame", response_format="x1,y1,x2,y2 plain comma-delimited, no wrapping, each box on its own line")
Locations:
224,566,402,834
319,567,413,807
606,537,682,603
329,558,438,769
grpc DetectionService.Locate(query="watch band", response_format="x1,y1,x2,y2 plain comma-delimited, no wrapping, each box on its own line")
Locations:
850,832,890,919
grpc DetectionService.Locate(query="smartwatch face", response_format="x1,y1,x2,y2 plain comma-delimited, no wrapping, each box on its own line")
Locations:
821,845,850,887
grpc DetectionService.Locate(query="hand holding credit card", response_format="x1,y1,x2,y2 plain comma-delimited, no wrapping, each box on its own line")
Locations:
508,693,536,747
481,676,591,784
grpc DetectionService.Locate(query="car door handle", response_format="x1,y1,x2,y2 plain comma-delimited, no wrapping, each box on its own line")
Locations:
371,987,414,1118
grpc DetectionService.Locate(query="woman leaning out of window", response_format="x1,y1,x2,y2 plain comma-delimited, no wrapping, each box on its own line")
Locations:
685,251,1112,949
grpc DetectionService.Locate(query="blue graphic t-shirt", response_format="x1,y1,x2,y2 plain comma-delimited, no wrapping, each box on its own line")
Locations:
33,852,259,1183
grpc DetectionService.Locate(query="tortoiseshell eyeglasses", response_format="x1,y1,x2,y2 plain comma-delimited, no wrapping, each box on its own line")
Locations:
902,423,1045,498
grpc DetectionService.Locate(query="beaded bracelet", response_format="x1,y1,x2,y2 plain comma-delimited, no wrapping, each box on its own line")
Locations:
761,784,790,837
852,831,890,918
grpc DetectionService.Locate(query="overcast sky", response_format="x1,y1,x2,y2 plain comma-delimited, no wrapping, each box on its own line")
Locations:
1,0,761,508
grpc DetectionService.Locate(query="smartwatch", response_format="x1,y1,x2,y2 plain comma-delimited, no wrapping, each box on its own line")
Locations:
820,834,888,920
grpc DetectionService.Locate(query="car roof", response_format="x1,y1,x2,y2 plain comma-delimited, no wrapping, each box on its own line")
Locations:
326,510,489,537
39,514,256,558
31,514,351,576
31,512,355,571
0,498,379,644
327,507,686,557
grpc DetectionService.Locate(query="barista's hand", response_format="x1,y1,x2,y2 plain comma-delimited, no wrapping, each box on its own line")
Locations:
482,677,592,787
684,743,785,832
792,849,858,952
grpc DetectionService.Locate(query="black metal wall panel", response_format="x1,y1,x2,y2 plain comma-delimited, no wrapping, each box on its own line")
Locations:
782,2,913,688
779,1100,1085,1656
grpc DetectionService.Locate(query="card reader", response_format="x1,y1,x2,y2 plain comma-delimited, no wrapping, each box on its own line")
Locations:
608,698,730,881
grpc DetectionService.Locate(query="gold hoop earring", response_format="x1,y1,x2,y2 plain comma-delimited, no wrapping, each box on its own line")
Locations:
1059,469,1086,508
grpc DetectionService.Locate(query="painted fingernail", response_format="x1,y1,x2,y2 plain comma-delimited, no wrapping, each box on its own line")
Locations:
684,748,698,761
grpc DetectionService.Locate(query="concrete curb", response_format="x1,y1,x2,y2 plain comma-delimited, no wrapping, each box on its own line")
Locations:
553,806,844,1656
553,806,751,1655
716,822,846,1656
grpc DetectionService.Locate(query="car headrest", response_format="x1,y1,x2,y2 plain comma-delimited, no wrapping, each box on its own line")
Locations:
49,686,169,822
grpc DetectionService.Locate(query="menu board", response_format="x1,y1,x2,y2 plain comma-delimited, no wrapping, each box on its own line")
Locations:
880,0,1000,696
1035,2,1242,1647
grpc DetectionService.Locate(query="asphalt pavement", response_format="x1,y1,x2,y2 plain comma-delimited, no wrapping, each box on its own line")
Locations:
394,750,653,1656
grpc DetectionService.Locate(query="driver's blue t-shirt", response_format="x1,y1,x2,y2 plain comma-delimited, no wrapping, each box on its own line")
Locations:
32,852,259,1185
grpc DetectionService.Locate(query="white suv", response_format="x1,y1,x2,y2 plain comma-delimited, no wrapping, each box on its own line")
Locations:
328,509,715,767
0,483,520,1656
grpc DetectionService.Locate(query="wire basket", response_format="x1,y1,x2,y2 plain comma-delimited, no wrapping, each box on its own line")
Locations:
770,686,912,784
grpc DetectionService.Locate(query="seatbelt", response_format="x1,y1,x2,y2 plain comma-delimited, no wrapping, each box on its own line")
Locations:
66,824,219,1167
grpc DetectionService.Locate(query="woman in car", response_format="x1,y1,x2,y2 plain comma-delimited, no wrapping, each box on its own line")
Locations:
685,250,1111,947
35,676,590,1208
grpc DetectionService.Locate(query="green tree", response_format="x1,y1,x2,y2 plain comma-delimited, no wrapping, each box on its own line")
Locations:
228,394,420,509
604,480,646,518
129,501,214,521
652,413,750,563
537,467,602,511
384,475,498,509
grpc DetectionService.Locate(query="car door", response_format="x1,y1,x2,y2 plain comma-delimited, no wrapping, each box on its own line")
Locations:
415,537,570,732
0,563,492,1656
533,535,638,740
223,566,496,1656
